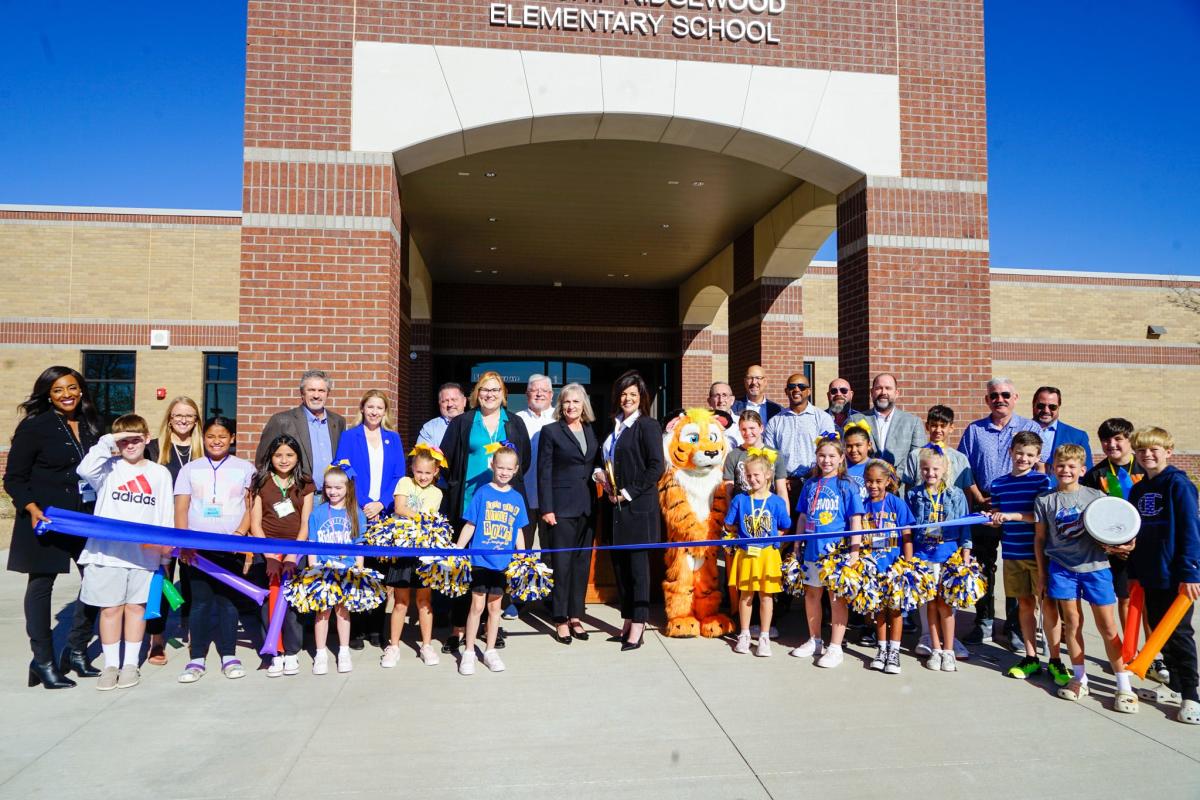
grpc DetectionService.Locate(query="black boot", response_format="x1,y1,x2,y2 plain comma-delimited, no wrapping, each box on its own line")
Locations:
29,659,76,689
59,648,101,678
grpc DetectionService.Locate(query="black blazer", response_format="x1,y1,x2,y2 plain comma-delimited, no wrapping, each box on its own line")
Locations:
438,408,532,527
538,419,598,519
255,405,347,478
4,412,100,573
600,414,665,546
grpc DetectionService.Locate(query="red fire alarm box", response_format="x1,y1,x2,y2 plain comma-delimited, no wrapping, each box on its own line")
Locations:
157,388,167,400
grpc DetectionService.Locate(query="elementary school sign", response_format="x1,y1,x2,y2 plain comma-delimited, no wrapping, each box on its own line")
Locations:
488,0,786,44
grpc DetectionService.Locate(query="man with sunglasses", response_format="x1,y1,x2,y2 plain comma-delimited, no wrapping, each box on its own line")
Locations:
731,365,782,425
959,377,1043,645
824,378,856,429
1031,386,1092,467
762,373,835,506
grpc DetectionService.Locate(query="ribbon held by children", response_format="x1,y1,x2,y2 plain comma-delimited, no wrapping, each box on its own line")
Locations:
143,569,165,621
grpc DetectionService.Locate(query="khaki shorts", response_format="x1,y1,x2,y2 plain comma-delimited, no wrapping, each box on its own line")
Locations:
80,564,155,607
1003,558,1039,598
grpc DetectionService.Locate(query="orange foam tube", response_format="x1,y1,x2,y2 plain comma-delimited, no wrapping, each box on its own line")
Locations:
268,578,283,652
1121,581,1144,663
1128,592,1194,679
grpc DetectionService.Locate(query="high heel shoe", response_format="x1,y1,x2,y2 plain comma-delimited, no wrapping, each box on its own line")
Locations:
620,637,643,652
59,648,100,678
553,631,573,645
29,659,76,689
570,627,590,641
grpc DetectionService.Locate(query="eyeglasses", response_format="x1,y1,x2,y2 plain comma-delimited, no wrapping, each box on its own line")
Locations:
786,383,809,391
170,414,198,421
1035,403,1058,411
828,387,850,395
746,376,765,382
987,391,1012,401
478,387,502,395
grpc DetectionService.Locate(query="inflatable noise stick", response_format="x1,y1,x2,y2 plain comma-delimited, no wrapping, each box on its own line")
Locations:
1128,592,1195,679
162,577,185,610
143,569,165,620
1121,580,1144,664
259,579,289,656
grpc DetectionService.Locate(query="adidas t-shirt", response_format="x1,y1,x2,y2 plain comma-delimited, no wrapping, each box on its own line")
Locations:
76,436,175,570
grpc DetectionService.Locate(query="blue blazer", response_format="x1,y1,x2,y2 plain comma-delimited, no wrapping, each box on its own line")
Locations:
1048,421,1093,466
333,424,407,513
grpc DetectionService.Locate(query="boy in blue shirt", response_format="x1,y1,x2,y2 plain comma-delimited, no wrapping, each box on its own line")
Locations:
456,444,528,676
987,431,1056,676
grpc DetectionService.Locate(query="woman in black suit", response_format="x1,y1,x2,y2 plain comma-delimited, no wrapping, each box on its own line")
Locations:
4,366,104,689
438,370,532,654
538,382,599,644
594,370,664,651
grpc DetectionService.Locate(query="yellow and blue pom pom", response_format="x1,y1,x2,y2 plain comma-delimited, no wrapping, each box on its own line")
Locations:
781,555,805,597
416,554,472,597
881,556,937,612
363,515,402,561
818,550,880,614
939,548,987,610
340,565,386,612
505,553,554,602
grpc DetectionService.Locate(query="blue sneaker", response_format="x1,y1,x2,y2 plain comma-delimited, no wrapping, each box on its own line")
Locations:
502,603,519,620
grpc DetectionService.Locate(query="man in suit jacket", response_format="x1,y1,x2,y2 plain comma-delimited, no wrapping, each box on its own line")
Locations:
730,364,782,424
855,373,926,467
1032,386,1093,466
255,369,347,493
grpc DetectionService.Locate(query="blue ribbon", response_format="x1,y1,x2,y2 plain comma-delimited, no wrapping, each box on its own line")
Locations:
40,506,988,558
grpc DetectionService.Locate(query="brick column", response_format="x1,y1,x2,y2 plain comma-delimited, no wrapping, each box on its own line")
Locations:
728,230,805,399
679,325,713,409
408,319,433,446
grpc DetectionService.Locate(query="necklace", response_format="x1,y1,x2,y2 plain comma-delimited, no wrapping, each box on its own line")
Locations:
173,442,192,465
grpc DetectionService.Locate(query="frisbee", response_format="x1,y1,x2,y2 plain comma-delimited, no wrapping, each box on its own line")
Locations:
1083,496,1141,546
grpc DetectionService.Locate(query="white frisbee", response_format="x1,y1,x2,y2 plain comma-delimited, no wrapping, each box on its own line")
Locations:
1083,496,1141,546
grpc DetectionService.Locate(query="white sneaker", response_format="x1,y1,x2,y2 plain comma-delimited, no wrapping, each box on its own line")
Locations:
940,651,958,672
483,649,506,673
925,650,944,671
953,638,970,660
789,638,823,658
266,656,284,678
734,631,752,654
754,635,772,658
869,646,886,671
884,649,902,675
282,655,299,676
312,649,329,675
419,644,441,666
336,649,353,674
458,650,477,675
816,644,844,668
380,645,400,669
915,634,932,657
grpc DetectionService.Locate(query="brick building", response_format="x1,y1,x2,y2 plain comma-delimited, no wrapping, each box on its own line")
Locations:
2,1,1198,471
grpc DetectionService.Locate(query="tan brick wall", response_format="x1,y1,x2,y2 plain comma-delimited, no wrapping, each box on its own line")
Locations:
801,274,838,336
991,283,1200,343
132,351,207,429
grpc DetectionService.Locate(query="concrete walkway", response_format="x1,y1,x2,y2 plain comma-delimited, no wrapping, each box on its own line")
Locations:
1,556,1198,799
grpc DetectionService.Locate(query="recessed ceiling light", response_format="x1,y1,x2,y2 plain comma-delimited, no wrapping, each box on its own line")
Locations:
607,273,615,277
641,252,648,256
623,273,630,278
661,224,670,229
692,181,705,187
484,171,496,178
553,281,563,287
667,180,680,185
458,172,471,177
488,217,497,223
490,269,499,274
489,246,498,251
474,269,483,273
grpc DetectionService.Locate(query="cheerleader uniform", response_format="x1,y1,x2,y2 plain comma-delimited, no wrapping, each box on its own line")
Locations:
796,476,865,587
383,477,444,587
906,484,971,581
724,492,789,594
862,493,915,573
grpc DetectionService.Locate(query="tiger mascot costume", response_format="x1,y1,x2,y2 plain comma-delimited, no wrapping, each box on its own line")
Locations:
658,408,735,638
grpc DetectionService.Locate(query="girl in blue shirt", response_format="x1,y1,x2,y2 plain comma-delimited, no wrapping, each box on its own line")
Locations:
906,445,971,672
307,466,368,676
789,434,863,669
861,460,914,673
842,420,873,503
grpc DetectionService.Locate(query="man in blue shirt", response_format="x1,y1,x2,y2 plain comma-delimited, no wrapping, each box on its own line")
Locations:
958,377,1043,644
417,382,466,448
1031,386,1093,467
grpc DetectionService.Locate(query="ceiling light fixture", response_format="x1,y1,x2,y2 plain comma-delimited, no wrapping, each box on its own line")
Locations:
607,273,615,277
484,171,496,178
623,273,630,278
490,269,499,274
641,252,648,256
458,172,471,177
667,180,679,185
553,281,563,287
489,246,498,251
661,224,670,229
692,181,705,187
488,217,497,222
474,269,483,273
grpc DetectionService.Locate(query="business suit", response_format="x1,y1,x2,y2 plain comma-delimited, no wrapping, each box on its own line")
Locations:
4,412,102,664
1044,420,1093,466
600,413,665,624
333,424,407,516
731,397,783,425
853,407,927,467
255,405,347,484
538,419,599,621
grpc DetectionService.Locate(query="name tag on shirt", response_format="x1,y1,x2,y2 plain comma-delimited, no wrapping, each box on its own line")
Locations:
78,480,97,503
273,499,296,518
746,545,763,558
202,501,223,518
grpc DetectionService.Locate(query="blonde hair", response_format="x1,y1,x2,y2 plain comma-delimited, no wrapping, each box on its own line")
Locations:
353,389,395,431
154,397,203,466
1132,426,1175,451
469,371,508,409
553,382,595,423
809,437,847,479
917,446,949,491
1053,443,1089,466
743,454,774,476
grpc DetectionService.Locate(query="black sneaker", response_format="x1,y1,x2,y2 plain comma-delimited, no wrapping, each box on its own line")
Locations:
441,634,461,654
858,630,877,647
348,635,365,651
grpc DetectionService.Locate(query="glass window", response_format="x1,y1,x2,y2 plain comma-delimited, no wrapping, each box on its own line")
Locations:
82,351,136,431
204,353,238,420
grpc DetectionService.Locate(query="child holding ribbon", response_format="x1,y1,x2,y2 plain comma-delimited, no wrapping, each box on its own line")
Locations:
308,465,369,675
725,452,788,657
789,433,864,668
380,444,446,669
861,460,915,674
455,443,527,676
907,445,971,673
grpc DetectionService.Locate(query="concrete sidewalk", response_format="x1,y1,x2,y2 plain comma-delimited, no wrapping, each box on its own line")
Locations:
1,556,1198,799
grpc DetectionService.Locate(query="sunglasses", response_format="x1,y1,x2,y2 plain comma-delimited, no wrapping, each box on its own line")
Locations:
1035,403,1058,411
987,391,1012,401
786,383,810,391
828,387,850,395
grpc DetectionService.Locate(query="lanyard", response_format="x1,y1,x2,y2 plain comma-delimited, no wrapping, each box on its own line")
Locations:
271,473,294,497
54,413,85,461
807,477,830,521
207,456,229,502
746,494,770,537
866,498,886,530
927,488,945,524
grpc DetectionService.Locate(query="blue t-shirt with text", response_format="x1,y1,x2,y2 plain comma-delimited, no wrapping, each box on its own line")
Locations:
725,493,790,550
797,476,865,557
463,483,529,570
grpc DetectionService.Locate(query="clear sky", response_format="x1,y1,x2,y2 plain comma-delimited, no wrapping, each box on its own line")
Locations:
2,1,1197,275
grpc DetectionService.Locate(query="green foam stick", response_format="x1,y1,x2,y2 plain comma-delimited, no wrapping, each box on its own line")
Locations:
162,579,185,610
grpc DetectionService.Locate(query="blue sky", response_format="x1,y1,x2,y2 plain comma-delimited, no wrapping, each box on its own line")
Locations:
1,1,1196,275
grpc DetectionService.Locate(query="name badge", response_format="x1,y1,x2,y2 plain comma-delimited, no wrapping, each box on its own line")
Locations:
202,502,223,518
745,546,763,558
78,480,97,504
805,519,817,534
273,499,296,518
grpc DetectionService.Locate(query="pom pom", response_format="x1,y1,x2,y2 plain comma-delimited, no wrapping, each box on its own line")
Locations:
362,515,403,561
939,548,987,610
284,562,386,612
880,556,937,613
781,555,805,598
818,549,881,615
340,565,386,612
416,553,472,597
505,553,554,602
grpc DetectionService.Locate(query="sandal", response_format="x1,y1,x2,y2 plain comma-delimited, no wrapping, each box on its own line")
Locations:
147,643,168,666
221,659,245,680
1113,691,1139,714
177,662,205,683
1178,699,1200,725
1056,680,1089,701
